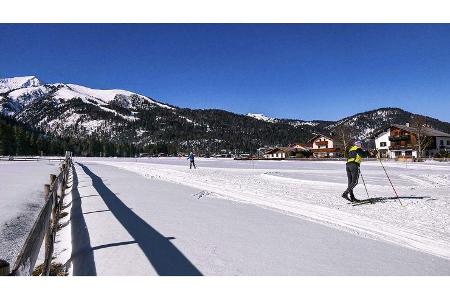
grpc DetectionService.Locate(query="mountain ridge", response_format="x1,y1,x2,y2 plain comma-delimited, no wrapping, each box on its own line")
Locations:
1,76,449,154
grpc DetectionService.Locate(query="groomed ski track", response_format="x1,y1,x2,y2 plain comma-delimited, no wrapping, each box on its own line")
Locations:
65,160,450,275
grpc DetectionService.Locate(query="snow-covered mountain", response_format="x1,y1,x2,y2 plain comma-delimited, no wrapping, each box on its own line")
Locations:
1,76,449,151
246,108,450,141
0,76,43,93
246,113,278,123
323,107,450,140
0,76,177,137
247,113,329,129
1,76,173,115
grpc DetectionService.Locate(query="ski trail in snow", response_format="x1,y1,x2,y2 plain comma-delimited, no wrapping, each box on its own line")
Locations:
398,174,435,188
91,161,450,261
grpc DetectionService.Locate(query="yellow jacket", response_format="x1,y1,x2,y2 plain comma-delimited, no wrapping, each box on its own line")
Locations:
347,145,365,164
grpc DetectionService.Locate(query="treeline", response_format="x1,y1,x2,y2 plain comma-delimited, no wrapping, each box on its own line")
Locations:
0,115,156,157
0,115,57,156
128,107,314,153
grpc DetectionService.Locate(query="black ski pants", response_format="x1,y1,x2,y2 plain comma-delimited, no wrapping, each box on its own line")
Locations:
344,162,360,196
190,160,196,169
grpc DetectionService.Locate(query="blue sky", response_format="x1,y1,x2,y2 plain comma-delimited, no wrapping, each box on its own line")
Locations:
1,24,450,122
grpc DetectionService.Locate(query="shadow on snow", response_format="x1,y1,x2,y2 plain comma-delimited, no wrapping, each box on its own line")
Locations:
77,163,203,276
70,165,97,275
352,196,429,206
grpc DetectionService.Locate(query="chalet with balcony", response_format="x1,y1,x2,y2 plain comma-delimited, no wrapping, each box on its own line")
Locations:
307,134,342,158
373,123,450,158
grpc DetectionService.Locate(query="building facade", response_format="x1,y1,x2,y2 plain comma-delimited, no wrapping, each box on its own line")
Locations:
373,124,450,158
308,134,342,158
374,128,392,158
264,147,288,159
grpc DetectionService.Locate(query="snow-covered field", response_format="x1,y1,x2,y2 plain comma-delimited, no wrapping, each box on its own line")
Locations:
59,160,449,275
2,157,449,275
0,159,62,263
85,157,450,261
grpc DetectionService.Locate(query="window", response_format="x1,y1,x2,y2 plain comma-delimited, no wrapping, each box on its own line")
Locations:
380,142,387,147
440,140,444,146
447,140,450,145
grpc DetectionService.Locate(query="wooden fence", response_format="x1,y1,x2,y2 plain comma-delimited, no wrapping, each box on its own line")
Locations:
0,156,65,162
0,153,72,276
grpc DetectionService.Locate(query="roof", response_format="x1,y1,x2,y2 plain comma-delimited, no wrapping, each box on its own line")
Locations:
288,143,309,150
371,126,390,139
307,134,334,144
371,124,450,138
391,124,450,137
265,147,290,154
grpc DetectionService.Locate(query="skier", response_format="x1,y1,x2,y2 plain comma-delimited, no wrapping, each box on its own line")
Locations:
187,152,196,169
342,140,370,202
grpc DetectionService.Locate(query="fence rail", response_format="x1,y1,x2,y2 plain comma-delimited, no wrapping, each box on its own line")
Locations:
0,156,65,162
0,152,72,276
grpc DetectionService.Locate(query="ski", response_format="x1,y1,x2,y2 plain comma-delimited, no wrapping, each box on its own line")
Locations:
348,197,390,206
345,199,368,205
351,199,376,206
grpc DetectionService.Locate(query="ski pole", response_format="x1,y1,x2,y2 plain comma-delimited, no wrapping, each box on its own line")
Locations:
377,157,403,206
359,170,370,199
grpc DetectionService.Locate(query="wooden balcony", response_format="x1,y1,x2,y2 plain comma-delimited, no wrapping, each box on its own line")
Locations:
389,145,415,150
311,148,340,153
315,141,329,147
388,135,411,142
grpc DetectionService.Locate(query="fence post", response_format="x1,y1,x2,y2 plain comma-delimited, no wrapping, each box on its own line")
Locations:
0,260,10,276
50,174,56,187
62,163,67,187
42,184,51,275
59,176,65,210
50,173,58,216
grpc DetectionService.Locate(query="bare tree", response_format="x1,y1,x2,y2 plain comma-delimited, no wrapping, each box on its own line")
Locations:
410,116,432,158
333,124,353,157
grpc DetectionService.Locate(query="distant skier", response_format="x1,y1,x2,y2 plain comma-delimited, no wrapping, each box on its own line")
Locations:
342,140,370,202
187,152,196,169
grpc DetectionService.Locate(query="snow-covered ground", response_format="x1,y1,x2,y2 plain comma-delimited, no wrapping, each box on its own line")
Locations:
0,159,62,264
84,157,450,262
67,160,450,275
4,157,449,275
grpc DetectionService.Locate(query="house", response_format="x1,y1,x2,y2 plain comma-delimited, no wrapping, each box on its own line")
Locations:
264,147,290,159
307,134,342,158
373,128,391,158
373,123,450,158
257,147,273,158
